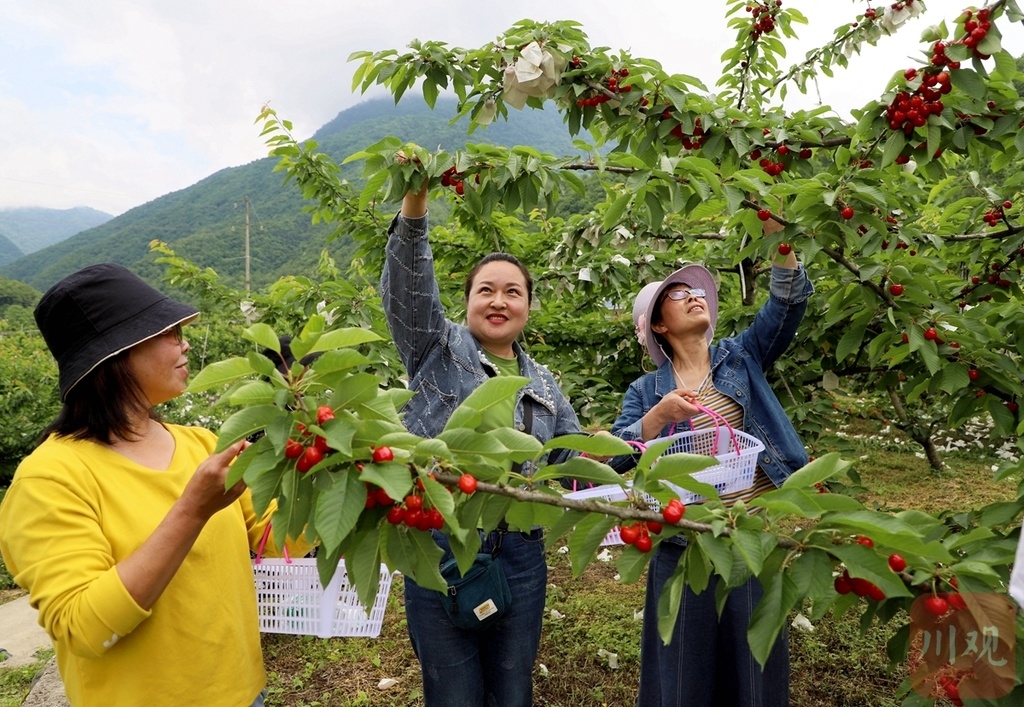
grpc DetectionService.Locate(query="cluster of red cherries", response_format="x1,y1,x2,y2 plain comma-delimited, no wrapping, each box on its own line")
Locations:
938,6,994,63
439,166,468,196
982,200,1012,227
284,405,347,472
884,69,951,136
749,136,813,177
575,66,633,108
668,116,707,150
745,0,783,39
618,497,687,553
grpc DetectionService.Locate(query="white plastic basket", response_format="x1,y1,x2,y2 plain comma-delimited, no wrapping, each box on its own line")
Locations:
252,558,394,638
563,482,659,546
565,411,764,546
655,424,765,505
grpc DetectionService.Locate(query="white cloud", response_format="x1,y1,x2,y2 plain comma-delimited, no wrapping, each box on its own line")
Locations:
0,0,1019,215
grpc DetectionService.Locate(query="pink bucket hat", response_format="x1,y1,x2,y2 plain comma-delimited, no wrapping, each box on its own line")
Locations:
641,264,718,367
631,281,663,352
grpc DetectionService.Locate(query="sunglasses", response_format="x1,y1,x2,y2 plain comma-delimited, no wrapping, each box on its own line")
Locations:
663,288,707,301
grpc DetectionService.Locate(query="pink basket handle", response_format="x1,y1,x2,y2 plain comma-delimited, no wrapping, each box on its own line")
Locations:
254,522,291,564
668,405,740,456
691,403,741,456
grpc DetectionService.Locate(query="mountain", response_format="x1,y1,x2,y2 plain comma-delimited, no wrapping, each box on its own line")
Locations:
0,97,579,293
0,206,112,267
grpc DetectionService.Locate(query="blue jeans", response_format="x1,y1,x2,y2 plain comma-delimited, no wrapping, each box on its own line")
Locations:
251,690,266,707
404,528,547,707
637,540,789,707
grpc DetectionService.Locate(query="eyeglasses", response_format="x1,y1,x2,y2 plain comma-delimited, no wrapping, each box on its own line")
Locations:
663,288,707,301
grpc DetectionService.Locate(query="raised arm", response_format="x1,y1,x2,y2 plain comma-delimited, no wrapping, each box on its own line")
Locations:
379,180,450,377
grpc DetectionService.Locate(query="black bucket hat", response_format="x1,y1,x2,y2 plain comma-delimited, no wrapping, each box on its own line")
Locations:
34,263,200,400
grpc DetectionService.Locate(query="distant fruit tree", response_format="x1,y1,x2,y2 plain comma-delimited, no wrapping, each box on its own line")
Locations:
163,2,1024,703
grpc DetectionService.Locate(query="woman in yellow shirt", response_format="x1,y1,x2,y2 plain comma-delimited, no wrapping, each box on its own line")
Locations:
0,263,276,707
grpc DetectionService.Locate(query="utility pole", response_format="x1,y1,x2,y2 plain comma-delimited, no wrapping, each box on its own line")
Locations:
244,195,252,296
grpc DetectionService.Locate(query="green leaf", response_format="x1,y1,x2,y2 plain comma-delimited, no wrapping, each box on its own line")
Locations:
602,191,631,231
782,453,851,489
310,327,382,353
243,323,281,353
533,456,624,486
444,376,529,431
731,528,767,576
747,570,800,668
829,544,915,598
186,357,255,392
540,433,634,457
216,405,285,451
343,525,386,614
820,511,953,563
382,523,445,592
656,561,687,646
695,533,734,584
568,512,616,577
227,380,277,407
313,471,366,554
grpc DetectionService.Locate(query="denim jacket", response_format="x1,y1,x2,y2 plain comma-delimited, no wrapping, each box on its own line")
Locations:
611,264,814,487
380,212,581,471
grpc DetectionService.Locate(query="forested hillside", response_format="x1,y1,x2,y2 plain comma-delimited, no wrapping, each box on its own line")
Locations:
0,97,577,292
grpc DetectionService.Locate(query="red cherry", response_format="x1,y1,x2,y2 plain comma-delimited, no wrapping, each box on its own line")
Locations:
968,369,980,381
374,487,394,506
850,577,874,597
635,534,653,553
403,508,423,528
923,595,949,616
662,502,684,524
458,473,478,495
619,523,641,545
776,144,790,156
946,592,967,611
841,206,855,220
855,535,874,548
1007,401,1019,413
1004,200,1013,209
924,328,938,341
296,446,323,473
834,574,853,595
798,148,812,159
867,583,886,602
404,494,423,512
888,553,907,572
757,209,772,221
372,446,394,463
386,506,406,525
314,435,331,453
888,284,903,296
427,508,445,530
316,405,335,424
646,520,664,535
284,438,304,459
777,243,792,256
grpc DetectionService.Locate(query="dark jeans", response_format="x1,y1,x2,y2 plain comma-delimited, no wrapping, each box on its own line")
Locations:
404,527,547,707
637,540,789,707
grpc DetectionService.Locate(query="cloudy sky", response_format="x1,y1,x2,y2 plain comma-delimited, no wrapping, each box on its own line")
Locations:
1,1,1020,216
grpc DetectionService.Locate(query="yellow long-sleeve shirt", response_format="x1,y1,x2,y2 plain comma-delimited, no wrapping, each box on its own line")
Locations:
0,424,276,707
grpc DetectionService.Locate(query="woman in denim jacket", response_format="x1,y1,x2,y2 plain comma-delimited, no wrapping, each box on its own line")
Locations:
611,239,813,707
379,182,580,707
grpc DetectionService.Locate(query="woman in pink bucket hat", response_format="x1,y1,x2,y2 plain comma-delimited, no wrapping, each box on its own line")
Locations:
614,222,813,706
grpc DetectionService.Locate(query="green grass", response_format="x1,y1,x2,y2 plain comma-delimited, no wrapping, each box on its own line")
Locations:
0,650,53,707
1,413,1018,706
